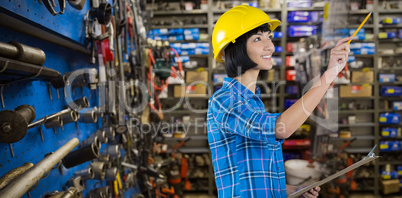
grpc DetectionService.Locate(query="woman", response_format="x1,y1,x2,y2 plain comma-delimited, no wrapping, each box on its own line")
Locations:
207,5,351,198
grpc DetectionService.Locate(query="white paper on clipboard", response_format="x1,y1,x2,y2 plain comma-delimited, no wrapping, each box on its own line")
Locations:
288,145,379,198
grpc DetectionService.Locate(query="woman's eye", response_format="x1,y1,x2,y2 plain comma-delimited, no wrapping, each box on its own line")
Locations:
254,37,261,42
268,34,273,39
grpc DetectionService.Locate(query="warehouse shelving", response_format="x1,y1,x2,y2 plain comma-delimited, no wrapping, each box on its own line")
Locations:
148,0,402,197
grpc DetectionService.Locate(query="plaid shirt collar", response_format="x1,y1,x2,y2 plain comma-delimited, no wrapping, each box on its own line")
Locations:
222,77,262,100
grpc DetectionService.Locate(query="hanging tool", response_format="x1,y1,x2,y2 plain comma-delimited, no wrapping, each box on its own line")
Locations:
62,143,99,168
0,41,46,66
0,105,36,157
73,167,95,180
0,162,34,190
0,138,79,198
0,105,36,143
67,0,86,10
38,0,66,16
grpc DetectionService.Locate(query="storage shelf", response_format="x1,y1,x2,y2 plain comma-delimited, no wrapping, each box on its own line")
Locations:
378,38,402,42
213,8,282,14
169,40,209,43
347,24,374,28
287,7,324,11
377,67,402,71
379,24,402,28
378,10,402,14
168,147,210,154
379,54,402,57
349,10,372,14
379,82,402,85
337,123,375,127
378,161,402,166
164,110,208,114
330,135,375,141
338,110,375,114
164,135,208,141
344,147,373,153
152,10,208,15
151,24,209,29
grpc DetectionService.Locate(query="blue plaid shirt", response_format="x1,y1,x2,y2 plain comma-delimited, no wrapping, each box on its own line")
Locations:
207,78,287,198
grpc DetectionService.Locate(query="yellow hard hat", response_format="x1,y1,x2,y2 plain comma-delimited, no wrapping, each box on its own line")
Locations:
212,5,281,62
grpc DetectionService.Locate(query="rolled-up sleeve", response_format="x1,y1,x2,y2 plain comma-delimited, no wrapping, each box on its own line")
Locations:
209,92,282,144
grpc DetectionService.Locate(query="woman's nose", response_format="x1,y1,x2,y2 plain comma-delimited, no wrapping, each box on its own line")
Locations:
263,41,274,52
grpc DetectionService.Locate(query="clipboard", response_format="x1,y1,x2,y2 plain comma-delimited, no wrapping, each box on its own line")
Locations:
288,145,379,198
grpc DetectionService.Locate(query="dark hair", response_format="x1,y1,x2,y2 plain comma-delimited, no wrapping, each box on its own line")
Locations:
224,23,271,77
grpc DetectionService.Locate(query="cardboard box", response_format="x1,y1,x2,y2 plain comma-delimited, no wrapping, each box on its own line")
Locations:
186,71,208,83
340,85,372,98
381,179,400,194
351,71,373,83
174,85,207,97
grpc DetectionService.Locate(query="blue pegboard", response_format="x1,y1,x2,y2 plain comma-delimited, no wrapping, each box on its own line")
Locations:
0,4,139,198
1,0,90,44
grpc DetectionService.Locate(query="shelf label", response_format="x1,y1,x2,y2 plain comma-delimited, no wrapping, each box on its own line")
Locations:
382,175,391,180
387,89,395,94
380,117,387,122
382,131,390,136
380,144,388,150
398,171,402,176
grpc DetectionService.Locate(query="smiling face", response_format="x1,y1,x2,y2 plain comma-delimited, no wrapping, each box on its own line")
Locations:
246,30,275,70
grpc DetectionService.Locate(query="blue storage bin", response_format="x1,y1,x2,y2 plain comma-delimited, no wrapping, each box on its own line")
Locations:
350,48,375,55
286,85,299,94
379,74,395,83
168,35,184,41
184,34,200,40
381,170,399,179
379,113,401,124
381,86,402,96
196,43,210,49
275,46,283,53
181,49,195,55
393,101,402,110
272,56,282,66
348,56,355,62
273,32,283,38
285,99,298,109
288,11,310,23
382,128,398,137
183,28,199,35
380,141,401,152
288,25,317,37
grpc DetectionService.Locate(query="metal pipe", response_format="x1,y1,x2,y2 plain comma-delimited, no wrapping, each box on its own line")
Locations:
61,111,79,125
62,143,99,168
74,167,94,180
68,97,90,110
105,145,120,159
28,108,71,129
81,136,101,149
0,162,34,189
44,116,63,129
0,41,46,66
51,75,68,89
90,130,108,143
89,186,110,198
0,138,79,198
91,161,106,180
78,109,98,123
105,167,117,181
